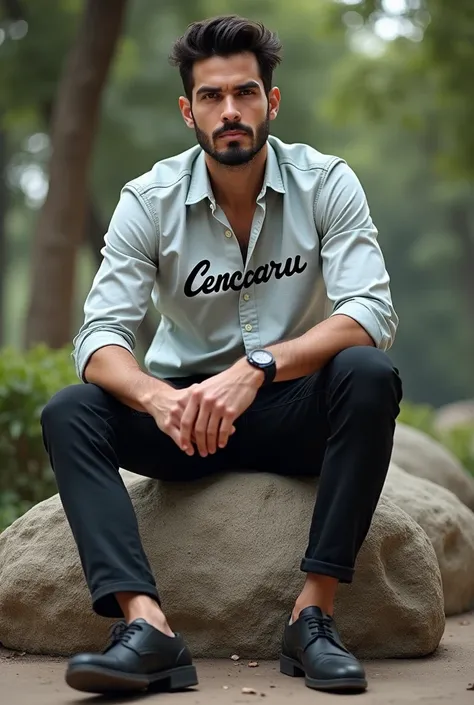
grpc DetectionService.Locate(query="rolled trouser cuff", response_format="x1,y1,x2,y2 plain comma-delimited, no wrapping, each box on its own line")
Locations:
91,581,161,618
300,558,355,584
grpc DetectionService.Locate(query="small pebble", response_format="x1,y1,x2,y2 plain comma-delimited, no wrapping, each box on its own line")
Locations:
242,686,258,694
223,685,229,690
230,654,240,661
248,661,259,668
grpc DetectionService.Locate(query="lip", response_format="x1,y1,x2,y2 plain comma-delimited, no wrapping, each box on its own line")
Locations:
220,131,248,138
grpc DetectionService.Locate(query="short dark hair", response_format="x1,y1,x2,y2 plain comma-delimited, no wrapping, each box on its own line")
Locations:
169,15,282,101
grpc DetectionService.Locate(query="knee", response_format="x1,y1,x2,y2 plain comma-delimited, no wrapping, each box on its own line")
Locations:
40,383,109,433
331,346,402,402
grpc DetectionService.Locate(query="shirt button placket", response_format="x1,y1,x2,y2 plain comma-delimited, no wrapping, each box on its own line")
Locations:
239,219,261,349
241,292,259,347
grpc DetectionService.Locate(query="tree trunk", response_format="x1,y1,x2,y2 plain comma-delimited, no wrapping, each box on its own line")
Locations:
449,200,474,336
0,126,6,346
86,198,157,353
25,0,128,348
2,0,24,19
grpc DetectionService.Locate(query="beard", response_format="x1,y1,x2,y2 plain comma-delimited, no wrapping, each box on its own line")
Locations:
194,114,270,167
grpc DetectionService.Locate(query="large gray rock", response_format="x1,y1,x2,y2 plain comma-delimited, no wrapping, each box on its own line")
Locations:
434,400,474,433
0,472,445,660
392,423,474,510
384,464,474,616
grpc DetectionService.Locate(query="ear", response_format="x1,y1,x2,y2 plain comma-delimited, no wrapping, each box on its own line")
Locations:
268,87,280,121
179,96,194,128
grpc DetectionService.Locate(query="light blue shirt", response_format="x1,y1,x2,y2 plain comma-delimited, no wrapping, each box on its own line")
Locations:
73,136,398,381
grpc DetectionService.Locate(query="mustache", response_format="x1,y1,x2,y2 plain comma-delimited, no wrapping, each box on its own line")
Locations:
213,123,253,139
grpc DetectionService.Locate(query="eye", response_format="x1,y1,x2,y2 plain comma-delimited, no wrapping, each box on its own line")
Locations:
203,92,219,100
239,89,255,96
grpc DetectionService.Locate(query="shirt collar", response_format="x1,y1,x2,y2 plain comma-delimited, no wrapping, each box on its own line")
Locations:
185,150,215,206
185,141,286,207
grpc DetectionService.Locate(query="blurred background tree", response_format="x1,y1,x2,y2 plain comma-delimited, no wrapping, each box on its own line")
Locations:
25,0,128,348
323,0,474,403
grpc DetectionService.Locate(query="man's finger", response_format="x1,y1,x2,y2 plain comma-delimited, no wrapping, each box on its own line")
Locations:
218,410,236,449
193,403,212,457
170,425,189,452
159,417,190,453
179,396,200,455
206,409,221,455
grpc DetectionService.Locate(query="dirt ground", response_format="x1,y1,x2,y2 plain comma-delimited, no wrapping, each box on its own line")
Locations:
1,612,474,705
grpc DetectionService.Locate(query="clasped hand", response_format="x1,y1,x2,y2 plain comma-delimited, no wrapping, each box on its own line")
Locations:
150,362,263,457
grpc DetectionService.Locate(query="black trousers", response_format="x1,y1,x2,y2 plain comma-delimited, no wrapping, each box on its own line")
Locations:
41,346,402,619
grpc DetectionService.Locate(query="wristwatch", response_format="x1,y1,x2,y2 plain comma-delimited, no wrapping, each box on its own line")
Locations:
246,348,276,386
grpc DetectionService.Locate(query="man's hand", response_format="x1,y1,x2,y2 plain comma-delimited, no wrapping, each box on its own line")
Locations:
179,360,264,457
140,384,194,451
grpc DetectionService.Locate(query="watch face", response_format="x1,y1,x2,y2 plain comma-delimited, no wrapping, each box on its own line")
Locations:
252,349,273,365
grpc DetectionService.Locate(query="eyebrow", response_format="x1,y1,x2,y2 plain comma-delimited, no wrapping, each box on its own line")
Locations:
196,80,260,96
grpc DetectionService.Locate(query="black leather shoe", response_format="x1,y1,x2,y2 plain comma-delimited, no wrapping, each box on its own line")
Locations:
65,618,198,694
280,606,367,693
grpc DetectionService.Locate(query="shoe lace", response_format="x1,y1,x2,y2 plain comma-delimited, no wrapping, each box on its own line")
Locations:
303,614,343,650
105,621,144,651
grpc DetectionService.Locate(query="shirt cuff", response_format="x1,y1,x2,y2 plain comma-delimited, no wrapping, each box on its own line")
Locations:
330,300,385,349
73,331,134,382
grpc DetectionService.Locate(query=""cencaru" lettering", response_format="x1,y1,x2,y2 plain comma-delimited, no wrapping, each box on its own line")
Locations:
183,255,308,298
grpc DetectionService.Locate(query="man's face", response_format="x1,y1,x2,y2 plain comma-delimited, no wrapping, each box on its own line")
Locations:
179,52,280,167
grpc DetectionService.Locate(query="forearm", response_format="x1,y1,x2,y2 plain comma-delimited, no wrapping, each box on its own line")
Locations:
84,345,171,412
266,314,374,382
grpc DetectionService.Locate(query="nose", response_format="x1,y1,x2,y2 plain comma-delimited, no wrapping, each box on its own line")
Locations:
220,96,241,123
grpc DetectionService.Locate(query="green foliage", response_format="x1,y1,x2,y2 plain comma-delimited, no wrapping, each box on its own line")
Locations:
437,425,474,477
326,0,474,180
0,0,80,120
0,344,77,531
398,400,437,438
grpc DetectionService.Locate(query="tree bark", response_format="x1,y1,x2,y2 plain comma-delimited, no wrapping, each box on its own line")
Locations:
86,198,157,353
448,201,474,334
0,126,6,346
2,0,24,20
25,0,128,348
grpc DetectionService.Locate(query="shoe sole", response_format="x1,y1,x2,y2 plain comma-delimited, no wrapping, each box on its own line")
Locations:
280,654,367,693
65,663,198,694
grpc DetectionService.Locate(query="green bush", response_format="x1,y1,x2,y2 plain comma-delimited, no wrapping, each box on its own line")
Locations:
0,344,77,532
437,425,474,476
398,400,437,437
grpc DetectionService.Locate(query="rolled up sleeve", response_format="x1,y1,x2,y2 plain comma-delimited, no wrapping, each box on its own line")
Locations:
72,185,158,381
315,160,398,350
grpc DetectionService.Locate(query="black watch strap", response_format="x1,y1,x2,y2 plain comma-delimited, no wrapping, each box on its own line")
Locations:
261,362,276,386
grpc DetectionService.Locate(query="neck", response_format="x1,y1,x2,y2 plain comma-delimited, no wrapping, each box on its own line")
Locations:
205,144,267,210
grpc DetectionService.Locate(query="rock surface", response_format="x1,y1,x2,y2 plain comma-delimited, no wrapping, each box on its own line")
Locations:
392,423,474,510
434,400,474,433
384,464,474,616
0,472,444,659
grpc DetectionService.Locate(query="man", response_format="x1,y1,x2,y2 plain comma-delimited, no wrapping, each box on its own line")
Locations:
41,14,402,697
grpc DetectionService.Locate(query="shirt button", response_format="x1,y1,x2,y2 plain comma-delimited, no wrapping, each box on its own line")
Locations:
244,323,253,332
243,294,250,301
225,229,232,238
